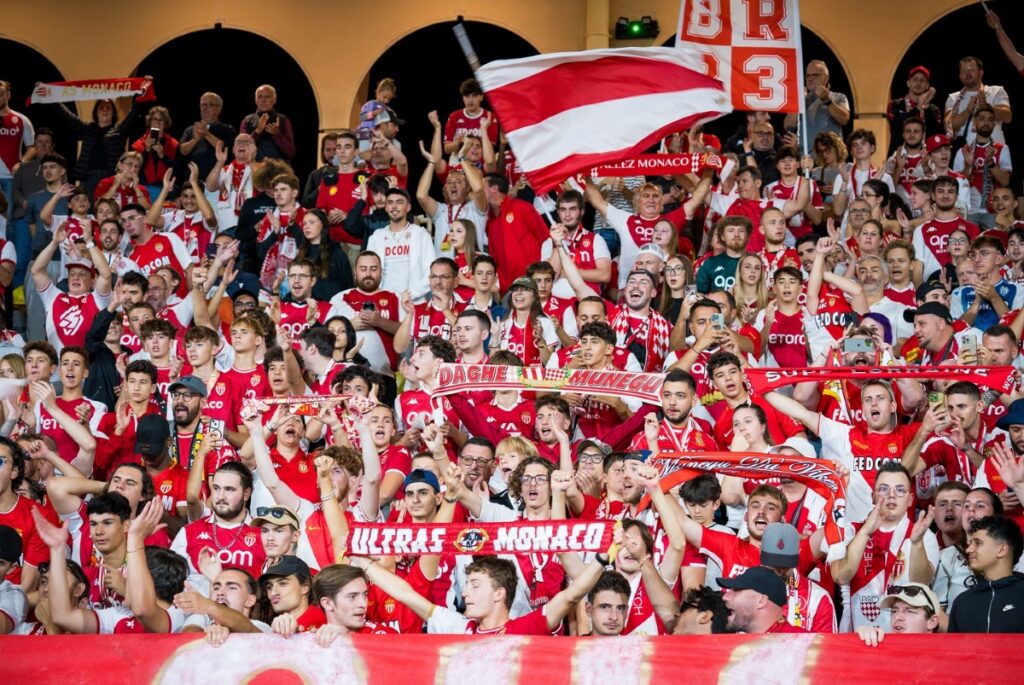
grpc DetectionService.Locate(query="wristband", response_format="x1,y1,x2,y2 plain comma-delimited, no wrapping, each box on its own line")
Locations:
443,495,458,504
594,553,610,566
320,492,335,502
85,242,96,249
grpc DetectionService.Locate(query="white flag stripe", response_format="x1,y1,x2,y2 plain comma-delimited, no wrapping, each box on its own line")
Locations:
504,88,727,172
476,47,705,91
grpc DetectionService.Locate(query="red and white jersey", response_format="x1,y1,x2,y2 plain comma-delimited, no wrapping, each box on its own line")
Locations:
129,233,192,297
203,372,240,429
540,294,578,339
160,208,215,265
884,283,916,307
370,561,434,634
628,417,719,453
885,148,926,200
443,108,499,146
623,571,671,636
817,417,920,522
550,344,640,372
0,109,34,177
396,389,459,460
786,573,837,633
832,166,895,201
540,227,611,299
699,528,763,580
404,297,466,344
218,365,271,428
308,359,349,396
604,204,690,289
806,281,857,343
47,214,97,244
214,161,253,228
426,604,551,635
763,178,824,240
170,515,266,581
35,396,106,461
500,316,558,366
92,604,187,634
478,396,535,440
157,297,194,332
759,246,801,286
255,206,305,244
718,195,787,253
0,496,52,584
713,398,804,450
757,308,808,368
151,462,190,515
954,141,1013,213
842,517,939,631
912,215,980,279
327,287,401,371
279,299,331,348
37,282,111,352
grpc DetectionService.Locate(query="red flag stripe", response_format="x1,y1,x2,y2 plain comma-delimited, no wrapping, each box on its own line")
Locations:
513,108,725,193
483,55,722,133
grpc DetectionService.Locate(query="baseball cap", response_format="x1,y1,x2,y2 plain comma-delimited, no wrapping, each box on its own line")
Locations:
373,107,405,127
252,506,300,530
926,134,952,154
769,436,815,460
915,280,947,302
908,66,930,81
577,439,612,458
168,375,208,399
508,276,538,293
626,269,658,287
636,244,668,262
902,301,953,324
231,287,260,303
134,415,170,458
880,583,938,613
258,555,311,585
404,469,440,494
0,524,23,564
718,566,788,607
621,450,649,464
760,523,800,568
64,258,96,276
997,398,1024,430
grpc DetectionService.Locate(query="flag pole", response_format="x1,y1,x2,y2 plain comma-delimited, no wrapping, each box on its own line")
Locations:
792,0,811,177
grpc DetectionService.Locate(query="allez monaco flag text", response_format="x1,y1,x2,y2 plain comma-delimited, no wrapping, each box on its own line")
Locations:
475,47,732,193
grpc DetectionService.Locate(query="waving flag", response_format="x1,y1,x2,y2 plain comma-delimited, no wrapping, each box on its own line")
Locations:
475,47,731,193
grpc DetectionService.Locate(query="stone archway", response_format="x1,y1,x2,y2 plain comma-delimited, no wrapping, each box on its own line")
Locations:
0,38,72,163
133,27,320,177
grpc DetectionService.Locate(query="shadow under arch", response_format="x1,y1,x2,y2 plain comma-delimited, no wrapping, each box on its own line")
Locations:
361,20,539,204
132,27,320,177
665,27,853,148
888,1,1023,165
0,37,75,164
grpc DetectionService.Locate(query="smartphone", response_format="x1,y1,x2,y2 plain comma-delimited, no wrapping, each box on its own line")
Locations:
149,127,160,141
844,338,874,354
961,334,978,360
711,313,725,331
205,243,219,259
656,408,665,422
928,392,946,410
361,302,376,312
684,284,697,300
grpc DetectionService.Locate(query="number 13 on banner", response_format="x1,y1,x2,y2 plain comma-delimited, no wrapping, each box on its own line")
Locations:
676,0,801,114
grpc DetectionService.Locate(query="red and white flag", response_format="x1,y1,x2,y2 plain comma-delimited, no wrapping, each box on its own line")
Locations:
476,47,731,194
28,77,155,105
676,0,802,113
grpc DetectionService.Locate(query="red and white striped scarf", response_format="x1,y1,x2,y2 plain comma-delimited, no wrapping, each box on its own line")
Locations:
611,307,671,372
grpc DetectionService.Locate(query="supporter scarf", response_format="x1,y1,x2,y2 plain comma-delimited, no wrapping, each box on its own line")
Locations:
644,451,849,562
745,365,1016,395
345,519,616,556
28,78,155,104
432,363,664,404
589,153,724,178
610,308,671,373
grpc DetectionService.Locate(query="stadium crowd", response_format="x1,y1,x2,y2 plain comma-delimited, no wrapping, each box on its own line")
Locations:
1,9,1024,646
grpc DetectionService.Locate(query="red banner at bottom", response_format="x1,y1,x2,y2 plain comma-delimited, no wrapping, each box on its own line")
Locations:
2,633,1021,684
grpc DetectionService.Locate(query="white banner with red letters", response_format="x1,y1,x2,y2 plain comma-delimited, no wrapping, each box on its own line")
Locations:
676,0,801,113
28,77,155,104
432,364,665,404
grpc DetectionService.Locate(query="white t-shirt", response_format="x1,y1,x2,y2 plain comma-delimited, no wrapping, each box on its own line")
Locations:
945,85,1011,144
365,224,437,302
431,201,489,255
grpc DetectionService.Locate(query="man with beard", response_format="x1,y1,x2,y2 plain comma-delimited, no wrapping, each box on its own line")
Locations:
886,116,928,204
366,188,436,303
130,415,188,529
607,269,671,373
949,515,1024,632
945,56,1011,146
393,258,464,354
630,369,717,453
172,461,266,583
327,251,400,372
759,522,836,632
96,218,141,276
416,151,487,255
719,565,803,633
887,66,942,152
169,376,239,492
830,463,939,631
178,567,270,643
714,165,810,253
543,190,612,299
954,105,1011,227
695,217,752,293
855,582,942,645
274,258,332,347
913,176,980,281
855,254,914,344
119,203,193,296
905,302,961,367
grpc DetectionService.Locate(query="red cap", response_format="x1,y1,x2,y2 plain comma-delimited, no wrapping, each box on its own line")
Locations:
908,66,930,80
926,134,951,154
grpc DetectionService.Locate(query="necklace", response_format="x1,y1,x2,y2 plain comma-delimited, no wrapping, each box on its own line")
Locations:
209,515,245,551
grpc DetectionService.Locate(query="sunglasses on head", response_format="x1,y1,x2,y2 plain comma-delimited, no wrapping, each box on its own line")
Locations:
256,506,293,520
889,585,935,612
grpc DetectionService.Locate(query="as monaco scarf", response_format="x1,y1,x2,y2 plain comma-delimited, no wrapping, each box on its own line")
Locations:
745,365,1017,395
589,153,723,178
644,451,849,562
610,308,671,373
432,363,664,403
346,519,616,556
28,78,156,104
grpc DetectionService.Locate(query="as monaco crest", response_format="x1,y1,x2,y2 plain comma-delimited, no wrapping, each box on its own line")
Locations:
244,532,257,547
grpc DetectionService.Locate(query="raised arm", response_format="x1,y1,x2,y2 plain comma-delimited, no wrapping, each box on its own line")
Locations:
40,183,73,230
763,388,821,433
147,170,174,229
584,182,610,218
312,453,350,565
830,507,878,585
33,509,96,634
987,11,1024,74
415,141,440,218
352,416,381,520
45,475,104,516
351,555,436,621
546,555,611,631
31,220,64,292
241,403,303,511
125,500,173,632
205,141,228,193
